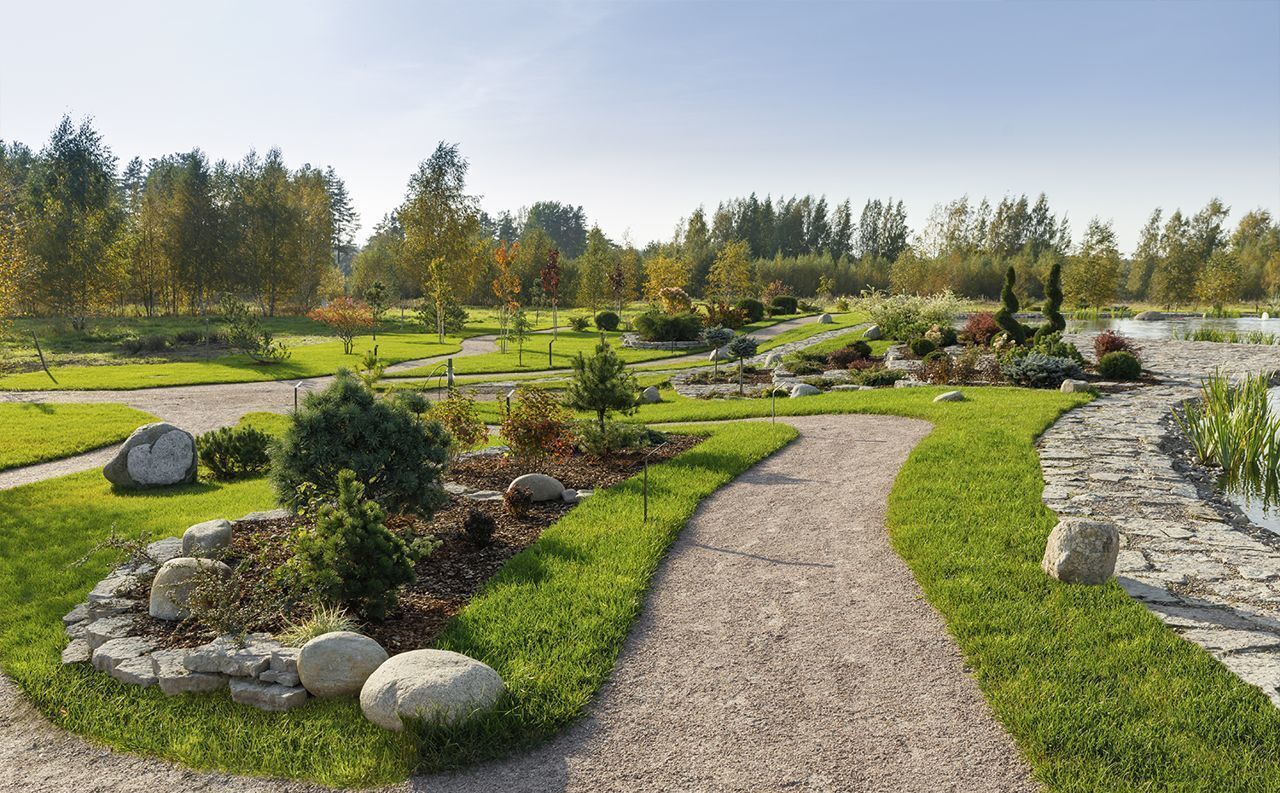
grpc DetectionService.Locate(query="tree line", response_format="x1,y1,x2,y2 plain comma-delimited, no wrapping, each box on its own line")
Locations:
3,122,1278,328
0,116,357,325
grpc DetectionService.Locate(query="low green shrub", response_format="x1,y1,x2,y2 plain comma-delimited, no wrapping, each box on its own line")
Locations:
770,295,799,315
1097,350,1142,381
272,371,449,516
909,337,937,357
198,425,273,480
594,311,620,331
633,310,704,342
735,298,765,323
853,368,907,387
569,316,591,332
292,469,415,621
1000,352,1084,389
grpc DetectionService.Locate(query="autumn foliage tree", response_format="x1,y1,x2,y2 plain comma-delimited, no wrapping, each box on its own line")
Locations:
540,247,562,337
492,240,522,351
309,296,375,354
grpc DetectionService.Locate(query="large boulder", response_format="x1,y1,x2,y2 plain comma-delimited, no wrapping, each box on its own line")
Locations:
817,313,834,324
104,423,197,488
182,518,233,557
298,631,389,698
862,325,883,341
507,473,564,502
933,390,965,403
790,383,822,398
708,346,733,362
1042,518,1119,585
149,557,230,621
360,649,504,731
1133,310,1164,321
639,385,661,404
1060,378,1094,394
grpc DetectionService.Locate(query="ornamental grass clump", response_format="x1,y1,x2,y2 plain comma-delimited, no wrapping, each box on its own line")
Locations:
852,288,962,341
293,469,415,621
1175,370,1279,507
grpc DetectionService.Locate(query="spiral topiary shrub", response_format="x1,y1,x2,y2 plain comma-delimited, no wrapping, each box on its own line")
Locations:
271,370,449,516
1097,350,1142,381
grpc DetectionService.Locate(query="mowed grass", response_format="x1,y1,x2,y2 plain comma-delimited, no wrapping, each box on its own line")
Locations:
546,385,1280,790
0,403,157,470
0,330,461,391
0,420,795,787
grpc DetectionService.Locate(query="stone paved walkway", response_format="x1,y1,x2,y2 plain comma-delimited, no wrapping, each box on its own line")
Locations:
1040,334,1280,704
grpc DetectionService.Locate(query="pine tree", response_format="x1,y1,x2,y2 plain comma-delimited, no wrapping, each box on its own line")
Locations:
565,341,638,443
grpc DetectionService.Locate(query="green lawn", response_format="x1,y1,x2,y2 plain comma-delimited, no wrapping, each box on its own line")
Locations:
0,403,156,470
0,419,795,786
0,331,460,391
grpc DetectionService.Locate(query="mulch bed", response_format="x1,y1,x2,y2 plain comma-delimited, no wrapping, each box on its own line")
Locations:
134,434,703,655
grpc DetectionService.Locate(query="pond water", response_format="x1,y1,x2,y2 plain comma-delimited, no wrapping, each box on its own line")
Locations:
1068,315,1280,342
1229,385,1280,535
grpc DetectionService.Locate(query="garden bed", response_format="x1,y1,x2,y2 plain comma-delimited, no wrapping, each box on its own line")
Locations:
123,436,703,658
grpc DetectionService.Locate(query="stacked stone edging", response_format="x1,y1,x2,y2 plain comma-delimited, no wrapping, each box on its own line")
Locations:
1039,334,1280,705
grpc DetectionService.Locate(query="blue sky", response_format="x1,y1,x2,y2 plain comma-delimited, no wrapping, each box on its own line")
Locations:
1,0,1277,251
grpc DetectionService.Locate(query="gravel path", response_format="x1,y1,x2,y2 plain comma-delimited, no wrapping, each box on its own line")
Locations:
417,414,1035,793
0,414,1036,792
0,316,830,490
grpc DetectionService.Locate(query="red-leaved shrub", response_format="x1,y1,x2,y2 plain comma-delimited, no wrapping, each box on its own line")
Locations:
963,312,1001,346
500,386,576,464
1094,330,1139,361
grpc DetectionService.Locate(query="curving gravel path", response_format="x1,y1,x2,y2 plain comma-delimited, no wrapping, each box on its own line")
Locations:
414,414,1035,793
0,414,1036,792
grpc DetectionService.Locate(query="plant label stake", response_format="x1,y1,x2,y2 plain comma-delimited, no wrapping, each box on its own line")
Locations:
446,358,454,388
548,339,554,367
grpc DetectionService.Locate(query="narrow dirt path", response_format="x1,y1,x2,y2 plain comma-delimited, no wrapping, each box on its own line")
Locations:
413,414,1036,793
0,414,1036,792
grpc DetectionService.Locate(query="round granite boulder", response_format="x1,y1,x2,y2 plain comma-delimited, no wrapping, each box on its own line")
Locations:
149,557,231,621
1042,517,1119,585
104,423,197,488
360,649,504,731
507,473,565,502
639,385,661,404
298,631,389,698
182,518,233,557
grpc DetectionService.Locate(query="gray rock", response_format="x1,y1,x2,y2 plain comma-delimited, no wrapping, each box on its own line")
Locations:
182,518,233,557
507,473,565,502
298,631,389,698
1134,310,1164,321
149,557,231,621
65,620,87,640
145,537,185,564
103,422,197,488
639,385,661,404
229,678,309,712
237,508,290,522
1060,378,1094,394
86,597,141,620
61,639,90,665
708,346,733,362
360,649,504,731
184,633,279,677
153,649,227,695
762,352,783,368
111,655,158,687
863,324,883,340
817,313,833,324
561,489,579,504
790,383,822,398
270,647,300,675
463,490,505,503
85,615,137,650
88,574,138,603
933,390,965,403
91,636,155,674
63,604,90,625
260,669,301,687
1042,517,1120,585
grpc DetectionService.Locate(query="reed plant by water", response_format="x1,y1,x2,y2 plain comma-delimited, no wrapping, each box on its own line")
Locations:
1175,370,1279,508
